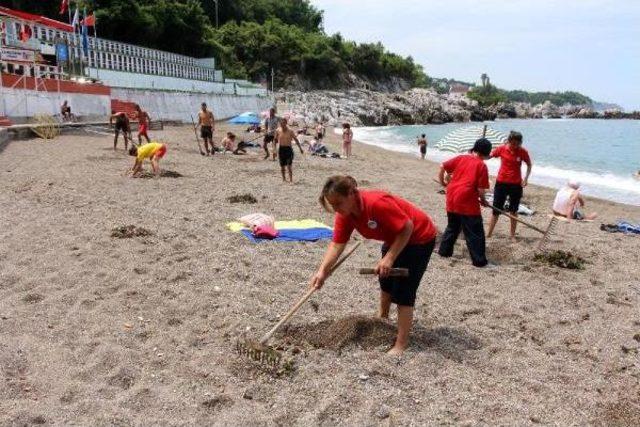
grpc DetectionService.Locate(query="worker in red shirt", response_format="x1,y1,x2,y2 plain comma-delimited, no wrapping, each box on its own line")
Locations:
309,175,438,355
437,138,492,267
486,131,533,240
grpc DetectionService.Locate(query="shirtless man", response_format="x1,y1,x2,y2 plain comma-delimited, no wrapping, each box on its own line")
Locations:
417,134,428,159
110,110,132,151
274,118,304,183
134,104,151,145
197,102,216,155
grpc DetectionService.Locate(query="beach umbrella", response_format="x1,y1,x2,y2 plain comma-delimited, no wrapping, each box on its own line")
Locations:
435,125,507,153
228,112,261,125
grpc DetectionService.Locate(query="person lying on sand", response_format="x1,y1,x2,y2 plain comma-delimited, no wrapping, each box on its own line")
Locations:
275,118,304,183
437,138,492,267
309,175,437,355
127,141,167,177
552,181,597,221
110,110,132,151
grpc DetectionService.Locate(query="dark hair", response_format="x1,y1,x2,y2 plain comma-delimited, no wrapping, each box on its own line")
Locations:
128,146,138,157
201,102,207,108
421,134,426,138
228,132,235,139
343,123,350,129
507,131,523,144
319,175,358,212
472,138,492,157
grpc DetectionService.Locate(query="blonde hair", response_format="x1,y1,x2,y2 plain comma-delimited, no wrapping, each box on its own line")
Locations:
319,175,358,212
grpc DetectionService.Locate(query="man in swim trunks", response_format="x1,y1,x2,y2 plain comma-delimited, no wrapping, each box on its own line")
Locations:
128,141,167,177
134,104,151,146
263,107,279,160
274,118,304,183
110,110,132,151
197,102,216,155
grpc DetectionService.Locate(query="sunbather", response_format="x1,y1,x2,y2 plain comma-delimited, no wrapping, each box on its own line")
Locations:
552,181,597,221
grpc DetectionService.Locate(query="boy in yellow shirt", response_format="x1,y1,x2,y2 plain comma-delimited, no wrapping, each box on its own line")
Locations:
128,142,167,177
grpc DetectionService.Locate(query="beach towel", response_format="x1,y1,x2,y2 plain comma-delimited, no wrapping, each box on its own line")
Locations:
600,221,640,234
227,219,333,242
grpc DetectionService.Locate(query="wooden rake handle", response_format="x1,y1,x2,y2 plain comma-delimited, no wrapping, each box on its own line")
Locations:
259,241,362,344
486,205,546,235
358,268,409,277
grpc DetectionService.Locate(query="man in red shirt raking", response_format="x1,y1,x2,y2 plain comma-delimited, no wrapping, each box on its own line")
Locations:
309,175,437,355
437,138,492,267
486,131,533,241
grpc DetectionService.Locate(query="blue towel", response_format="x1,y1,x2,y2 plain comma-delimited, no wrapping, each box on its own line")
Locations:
617,221,640,234
241,227,333,242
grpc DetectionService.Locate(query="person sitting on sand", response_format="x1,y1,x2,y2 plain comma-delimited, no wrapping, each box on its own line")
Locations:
110,110,132,151
274,118,304,183
128,141,167,177
342,123,353,158
437,138,492,267
221,132,247,155
310,175,437,355
552,181,597,221
134,104,151,146
417,134,428,160
60,100,72,122
486,131,533,241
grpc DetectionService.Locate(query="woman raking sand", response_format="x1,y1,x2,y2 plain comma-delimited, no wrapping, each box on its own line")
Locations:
309,176,437,355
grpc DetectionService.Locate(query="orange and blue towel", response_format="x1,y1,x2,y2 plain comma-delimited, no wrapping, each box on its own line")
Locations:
226,219,333,242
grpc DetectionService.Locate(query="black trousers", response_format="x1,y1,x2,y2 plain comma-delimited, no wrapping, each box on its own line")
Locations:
438,212,488,267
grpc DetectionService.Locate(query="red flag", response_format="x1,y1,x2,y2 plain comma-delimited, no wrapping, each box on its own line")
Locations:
59,0,69,15
19,24,32,42
81,14,96,27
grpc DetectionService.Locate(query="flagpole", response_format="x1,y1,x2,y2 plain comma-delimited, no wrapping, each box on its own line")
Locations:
94,15,99,80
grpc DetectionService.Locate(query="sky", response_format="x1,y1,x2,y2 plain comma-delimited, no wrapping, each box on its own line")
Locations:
311,0,640,110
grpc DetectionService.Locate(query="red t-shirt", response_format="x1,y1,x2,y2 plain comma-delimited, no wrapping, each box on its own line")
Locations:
332,190,437,246
491,145,531,184
442,154,489,216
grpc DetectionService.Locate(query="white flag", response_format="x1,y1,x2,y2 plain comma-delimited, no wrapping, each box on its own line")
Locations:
71,7,79,28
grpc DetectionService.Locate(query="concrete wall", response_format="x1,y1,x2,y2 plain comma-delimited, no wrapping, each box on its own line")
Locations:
111,88,274,122
0,87,111,118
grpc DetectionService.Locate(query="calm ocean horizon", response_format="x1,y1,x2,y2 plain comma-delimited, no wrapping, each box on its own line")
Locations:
347,119,640,207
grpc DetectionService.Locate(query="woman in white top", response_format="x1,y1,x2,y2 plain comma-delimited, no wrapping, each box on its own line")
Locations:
552,181,597,221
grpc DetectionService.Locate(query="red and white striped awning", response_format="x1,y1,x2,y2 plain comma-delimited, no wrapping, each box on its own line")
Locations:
0,6,73,33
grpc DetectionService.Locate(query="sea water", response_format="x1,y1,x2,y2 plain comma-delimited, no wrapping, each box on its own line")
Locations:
346,119,640,206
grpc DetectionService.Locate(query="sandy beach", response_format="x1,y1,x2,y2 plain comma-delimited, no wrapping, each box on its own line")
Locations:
1,124,639,426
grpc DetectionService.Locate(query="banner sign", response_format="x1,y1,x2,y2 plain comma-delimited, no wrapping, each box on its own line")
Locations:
0,47,35,62
55,43,69,62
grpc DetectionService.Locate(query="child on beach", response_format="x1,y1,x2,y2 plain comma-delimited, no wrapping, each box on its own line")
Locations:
417,134,428,159
486,131,533,241
552,181,597,221
274,118,304,183
127,141,167,177
342,123,353,158
437,138,492,267
221,132,247,155
310,175,437,355
110,110,132,151
134,104,151,146
197,102,216,155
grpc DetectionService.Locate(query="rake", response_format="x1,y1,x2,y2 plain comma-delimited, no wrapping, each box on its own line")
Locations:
488,205,559,251
236,241,362,367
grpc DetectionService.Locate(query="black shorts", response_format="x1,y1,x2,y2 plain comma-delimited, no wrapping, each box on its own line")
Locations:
264,134,275,144
279,146,294,167
115,120,129,133
379,240,435,307
201,125,212,139
420,145,426,154
493,182,523,215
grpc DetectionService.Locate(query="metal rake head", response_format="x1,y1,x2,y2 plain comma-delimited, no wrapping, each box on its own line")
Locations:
538,216,560,251
235,339,283,367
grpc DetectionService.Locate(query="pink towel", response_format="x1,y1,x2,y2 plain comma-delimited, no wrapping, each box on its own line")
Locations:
252,224,279,239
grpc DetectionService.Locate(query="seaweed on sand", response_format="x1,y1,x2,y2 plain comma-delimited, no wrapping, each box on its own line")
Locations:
533,250,586,270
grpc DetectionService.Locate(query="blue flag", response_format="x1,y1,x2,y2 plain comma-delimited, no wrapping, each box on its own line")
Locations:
82,8,89,56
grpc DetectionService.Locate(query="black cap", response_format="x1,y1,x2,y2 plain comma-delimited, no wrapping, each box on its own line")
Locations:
472,138,492,157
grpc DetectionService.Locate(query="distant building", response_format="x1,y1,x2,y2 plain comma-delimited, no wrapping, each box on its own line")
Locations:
0,6,265,96
449,83,470,96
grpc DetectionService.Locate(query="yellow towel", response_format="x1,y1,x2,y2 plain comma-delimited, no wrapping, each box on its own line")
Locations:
227,219,331,232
